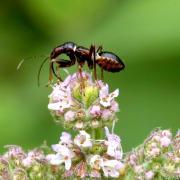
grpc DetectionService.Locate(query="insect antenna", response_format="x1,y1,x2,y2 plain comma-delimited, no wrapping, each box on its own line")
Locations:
17,59,25,70
17,55,47,71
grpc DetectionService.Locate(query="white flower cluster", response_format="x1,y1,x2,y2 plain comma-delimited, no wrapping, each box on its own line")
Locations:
1,145,47,179
144,129,172,158
4,146,47,168
1,69,179,179
1,129,179,179
48,72,120,130
126,129,180,180
46,127,124,178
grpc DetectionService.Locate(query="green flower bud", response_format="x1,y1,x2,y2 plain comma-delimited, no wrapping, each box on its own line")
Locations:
82,86,98,108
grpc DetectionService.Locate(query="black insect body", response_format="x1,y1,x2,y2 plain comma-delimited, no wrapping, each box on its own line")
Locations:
48,42,125,82
75,46,94,69
96,52,124,72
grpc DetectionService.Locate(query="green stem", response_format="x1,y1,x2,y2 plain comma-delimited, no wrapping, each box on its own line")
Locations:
95,128,103,139
89,128,103,140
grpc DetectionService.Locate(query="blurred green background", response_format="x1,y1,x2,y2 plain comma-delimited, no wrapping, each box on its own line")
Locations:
0,0,180,153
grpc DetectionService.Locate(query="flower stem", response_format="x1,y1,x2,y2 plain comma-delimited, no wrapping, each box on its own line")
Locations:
97,128,103,139
90,128,103,140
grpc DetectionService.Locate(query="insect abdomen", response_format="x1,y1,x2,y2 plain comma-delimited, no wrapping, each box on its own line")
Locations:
96,52,125,72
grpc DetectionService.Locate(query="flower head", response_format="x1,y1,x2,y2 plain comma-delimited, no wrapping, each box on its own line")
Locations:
4,145,25,160
22,149,46,167
48,72,120,130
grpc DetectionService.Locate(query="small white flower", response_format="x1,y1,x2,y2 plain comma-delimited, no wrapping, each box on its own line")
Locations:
99,84,109,99
60,132,73,146
152,135,160,142
75,121,84,129
89,155,102,170
48,85,65,102
145,171,154,180
160,136,171,148
101,159,124,178
90,170,101,178
151,142,158,148
47,145,75,170
91,120,100,128
134,165,143,174
4,145,25,160
174,156,180,163
74,161,87,178
105,127,123,159
90,105,101,117
48,82,74,114
51,143,61,152
48,102,61,111
109,89,119,99
110,101,119,112
22,150,45,167
161,130,172,138
48,100,71,111
101,109,112,120
149,147,160,157
64,111,75,122
61,75,72,87
129,154,137,166
22,156,32,167
100,87,119,107
46,154,62,165
74,131,92,148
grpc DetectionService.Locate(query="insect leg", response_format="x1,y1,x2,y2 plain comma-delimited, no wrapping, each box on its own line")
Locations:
97,45,103,53
78,64,85,89
37,57,50,86
50,60,62,81
97,45,105,80
52,57,76,81
89,45,97,80
101,68,104,80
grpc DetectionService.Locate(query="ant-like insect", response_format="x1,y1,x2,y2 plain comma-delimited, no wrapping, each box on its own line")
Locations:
38,42,125,85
